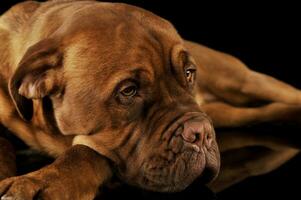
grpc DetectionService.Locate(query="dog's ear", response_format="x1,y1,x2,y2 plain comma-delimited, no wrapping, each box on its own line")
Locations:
9,38,63,121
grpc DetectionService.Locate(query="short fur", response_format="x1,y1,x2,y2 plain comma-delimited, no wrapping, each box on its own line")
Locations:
0,0,300,199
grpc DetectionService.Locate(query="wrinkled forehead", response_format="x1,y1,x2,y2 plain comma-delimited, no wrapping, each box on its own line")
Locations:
62,9,184,79
59,3,189,98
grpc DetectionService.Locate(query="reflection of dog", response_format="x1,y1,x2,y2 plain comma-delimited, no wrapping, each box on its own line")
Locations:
0,0,299,199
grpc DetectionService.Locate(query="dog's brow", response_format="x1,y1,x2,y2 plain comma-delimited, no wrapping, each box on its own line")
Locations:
132,68,154,81
106,67,154,89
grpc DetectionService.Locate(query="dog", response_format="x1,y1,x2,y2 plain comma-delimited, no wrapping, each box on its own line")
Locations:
0,0,300,199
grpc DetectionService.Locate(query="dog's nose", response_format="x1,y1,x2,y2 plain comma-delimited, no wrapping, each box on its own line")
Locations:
178,120,213,148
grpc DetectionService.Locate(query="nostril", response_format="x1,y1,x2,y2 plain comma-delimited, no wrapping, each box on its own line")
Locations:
175,120,214,150
180,121,204,143
195,132,200,141
181,131,197,143
205,132,213,148
207,133,211,140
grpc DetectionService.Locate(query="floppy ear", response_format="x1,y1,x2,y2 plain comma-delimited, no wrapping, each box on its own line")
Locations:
9,39,63,121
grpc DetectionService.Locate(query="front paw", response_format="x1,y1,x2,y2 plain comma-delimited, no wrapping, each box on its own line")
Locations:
0,175,59,200
0,176,43,200
0,145,110,200
0,168,88,200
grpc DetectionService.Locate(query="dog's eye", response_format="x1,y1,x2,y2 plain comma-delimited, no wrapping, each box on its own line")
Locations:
185,66,196,84
120,84,137,97
116,81,139,105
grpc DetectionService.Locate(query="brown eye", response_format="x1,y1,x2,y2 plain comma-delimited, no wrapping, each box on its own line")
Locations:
185,66,196,84
120,84,137,97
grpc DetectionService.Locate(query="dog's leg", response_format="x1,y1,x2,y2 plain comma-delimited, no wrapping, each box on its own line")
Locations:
0,125,16,181
217,129,301,152
186,41,301,105
203,101,301,128
0,145,112,200
241,70,301,105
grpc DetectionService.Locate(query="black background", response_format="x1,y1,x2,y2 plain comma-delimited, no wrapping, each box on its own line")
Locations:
1,0,301,199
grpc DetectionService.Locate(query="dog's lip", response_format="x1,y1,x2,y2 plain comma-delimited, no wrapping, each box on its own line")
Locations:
141,149,206,192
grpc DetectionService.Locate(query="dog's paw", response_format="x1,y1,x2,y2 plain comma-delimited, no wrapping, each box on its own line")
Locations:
0,169,75,200
0,169,96,200
0,176,49,200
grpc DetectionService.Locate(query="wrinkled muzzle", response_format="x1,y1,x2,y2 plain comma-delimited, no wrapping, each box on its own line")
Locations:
117,111,220,192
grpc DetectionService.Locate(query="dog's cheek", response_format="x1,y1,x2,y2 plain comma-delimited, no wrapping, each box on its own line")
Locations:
126,98,145,121
108,97,145,128
50,99,102,135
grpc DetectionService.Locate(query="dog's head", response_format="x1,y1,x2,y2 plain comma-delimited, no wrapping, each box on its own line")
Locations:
9,2,220,192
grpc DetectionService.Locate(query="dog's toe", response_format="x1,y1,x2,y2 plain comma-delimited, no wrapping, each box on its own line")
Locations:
1,195,14,200
0,177,42,200
0,178,14,197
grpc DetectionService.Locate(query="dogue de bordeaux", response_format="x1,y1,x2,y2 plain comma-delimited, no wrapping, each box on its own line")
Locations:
0,0,300,199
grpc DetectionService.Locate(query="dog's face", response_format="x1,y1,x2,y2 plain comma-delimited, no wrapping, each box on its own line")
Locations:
9,3,220,192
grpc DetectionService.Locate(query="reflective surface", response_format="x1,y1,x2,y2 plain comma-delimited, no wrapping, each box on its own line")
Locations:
8,124,301,199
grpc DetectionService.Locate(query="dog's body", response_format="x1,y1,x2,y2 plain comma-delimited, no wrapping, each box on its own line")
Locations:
0,0,300,199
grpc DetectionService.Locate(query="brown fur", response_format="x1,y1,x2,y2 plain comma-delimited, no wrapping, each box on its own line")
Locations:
0,0,300,199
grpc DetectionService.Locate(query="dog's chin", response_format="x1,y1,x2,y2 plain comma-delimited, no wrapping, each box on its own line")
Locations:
136,149,215,193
